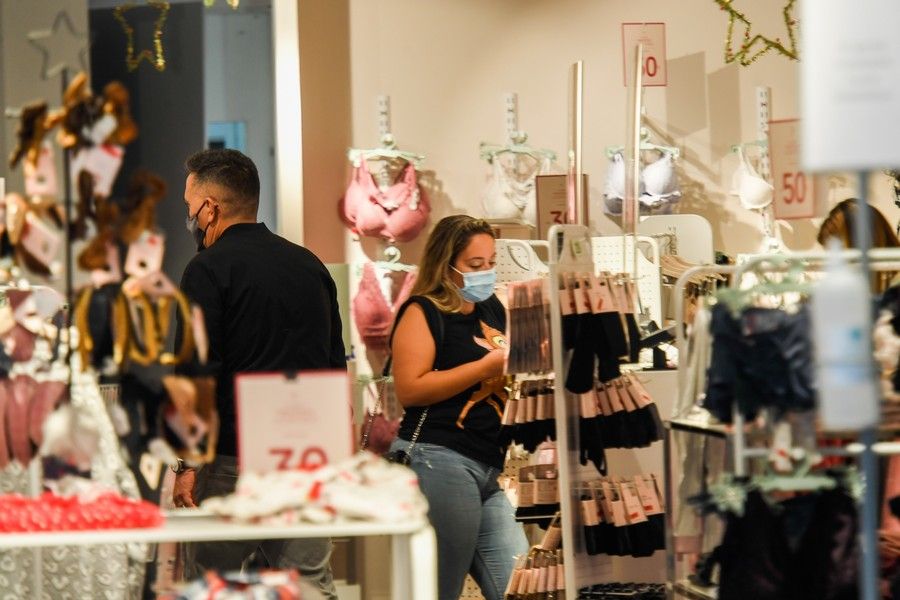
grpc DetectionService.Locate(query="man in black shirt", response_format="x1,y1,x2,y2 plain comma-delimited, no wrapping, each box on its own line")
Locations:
172,149,344,598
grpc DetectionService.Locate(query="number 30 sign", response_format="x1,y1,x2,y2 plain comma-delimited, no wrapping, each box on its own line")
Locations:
622,23,667,87
236,371,353,474
769,119,815,220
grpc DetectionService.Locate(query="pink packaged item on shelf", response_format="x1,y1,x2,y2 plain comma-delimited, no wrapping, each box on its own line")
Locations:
70,144,124,198
23,143,58,199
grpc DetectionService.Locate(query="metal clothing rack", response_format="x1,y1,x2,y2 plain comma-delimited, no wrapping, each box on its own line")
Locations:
665,248,900,599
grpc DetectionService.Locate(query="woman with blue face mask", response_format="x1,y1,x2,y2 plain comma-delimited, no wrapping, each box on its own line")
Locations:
389,215,528,600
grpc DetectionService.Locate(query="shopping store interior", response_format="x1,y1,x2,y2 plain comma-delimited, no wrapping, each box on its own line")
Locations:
1,0,899,598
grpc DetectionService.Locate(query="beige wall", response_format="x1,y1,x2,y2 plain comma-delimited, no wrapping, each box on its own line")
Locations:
342,0,898,259
299,0,353,264
0,0,90,194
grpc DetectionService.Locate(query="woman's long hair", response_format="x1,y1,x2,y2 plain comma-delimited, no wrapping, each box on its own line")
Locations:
817,198,900,248
411,215,495,313
818,198,900,291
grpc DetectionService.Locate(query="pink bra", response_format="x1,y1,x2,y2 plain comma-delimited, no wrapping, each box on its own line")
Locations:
352,262,417,351
340,159,430,243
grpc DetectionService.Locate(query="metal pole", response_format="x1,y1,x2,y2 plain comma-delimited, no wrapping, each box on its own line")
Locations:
61,69,74,374
855,172,879,600
568,61,585,227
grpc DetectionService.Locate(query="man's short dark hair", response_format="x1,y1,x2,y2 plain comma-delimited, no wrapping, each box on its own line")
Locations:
185,149,260,216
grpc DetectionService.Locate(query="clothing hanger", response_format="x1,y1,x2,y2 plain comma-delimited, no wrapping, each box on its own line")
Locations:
730,139,769,153
479,132,556,164
605,128,681,159
371,245,417,273
754,454,838,494
716,256,810,314
347,135,424,168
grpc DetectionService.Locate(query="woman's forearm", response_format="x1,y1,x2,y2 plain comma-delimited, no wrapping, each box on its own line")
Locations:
395,358,491,407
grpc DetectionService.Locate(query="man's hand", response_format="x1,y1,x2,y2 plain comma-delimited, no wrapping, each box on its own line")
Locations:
173,469,197,508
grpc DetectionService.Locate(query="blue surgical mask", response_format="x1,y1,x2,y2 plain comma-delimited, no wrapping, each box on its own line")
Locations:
185,204,207,251
452,266,496,303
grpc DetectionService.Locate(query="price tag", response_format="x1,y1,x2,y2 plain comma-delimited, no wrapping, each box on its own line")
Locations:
236,370,353,474
535,174,588,240
124,231,165,277
769,119,815,219
622,23,667,87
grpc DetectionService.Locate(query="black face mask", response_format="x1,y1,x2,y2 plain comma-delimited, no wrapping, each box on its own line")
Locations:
185,208,207,251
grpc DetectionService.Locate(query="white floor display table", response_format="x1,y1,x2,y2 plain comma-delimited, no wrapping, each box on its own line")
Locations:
0,512,438,599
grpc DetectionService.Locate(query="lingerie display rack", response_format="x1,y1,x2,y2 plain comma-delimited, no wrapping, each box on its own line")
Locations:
665,248,900,600
498,224,670,593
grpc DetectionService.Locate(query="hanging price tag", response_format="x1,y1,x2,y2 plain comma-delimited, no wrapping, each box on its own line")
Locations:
769,119,815,219
535,174,589,240
236,370,353,474
622,23,667,87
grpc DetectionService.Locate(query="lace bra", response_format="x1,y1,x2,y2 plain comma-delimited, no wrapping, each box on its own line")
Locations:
730,148,773,210
481,155,554,225
603,151,682,216
340,158,431,243
352,262,417,351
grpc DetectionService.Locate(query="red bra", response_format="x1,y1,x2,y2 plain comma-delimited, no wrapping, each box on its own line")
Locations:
340,159,430,243
352,262,417,351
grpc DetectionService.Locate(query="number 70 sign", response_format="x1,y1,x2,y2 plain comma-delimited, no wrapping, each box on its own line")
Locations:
622,23,667,87
769,119,815,220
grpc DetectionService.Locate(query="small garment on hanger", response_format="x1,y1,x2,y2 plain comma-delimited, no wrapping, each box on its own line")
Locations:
704,303,816,423
640,150,681,208
603,151,682,216
340,158,431,243
731,148,774,211
481,154,554,226
352,262,416,351
710,485,859,600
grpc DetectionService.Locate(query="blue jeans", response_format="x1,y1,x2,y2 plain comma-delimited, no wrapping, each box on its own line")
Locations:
390,439,528,600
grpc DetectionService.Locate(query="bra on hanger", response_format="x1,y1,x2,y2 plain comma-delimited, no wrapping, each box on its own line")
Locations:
730,148,773,210
352,262,417,351
640,151,681,208
481,154,554,225
340,158,431,243
603,151,681,216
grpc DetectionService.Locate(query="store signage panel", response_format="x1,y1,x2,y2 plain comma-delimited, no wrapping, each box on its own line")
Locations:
236,371,353,474
801,0,900,171
622,23,667,87
769,119,815,220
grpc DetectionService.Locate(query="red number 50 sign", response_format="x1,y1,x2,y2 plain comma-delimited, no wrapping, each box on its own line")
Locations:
769,119,815,219
622,23,667,87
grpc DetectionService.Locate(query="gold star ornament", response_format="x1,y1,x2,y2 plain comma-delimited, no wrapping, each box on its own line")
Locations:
113,1,170,72
715,0,799,66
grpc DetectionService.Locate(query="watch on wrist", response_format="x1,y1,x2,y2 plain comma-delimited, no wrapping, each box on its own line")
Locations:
171,458,190,474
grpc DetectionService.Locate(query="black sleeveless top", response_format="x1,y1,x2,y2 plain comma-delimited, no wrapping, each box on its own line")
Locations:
395,295,507,469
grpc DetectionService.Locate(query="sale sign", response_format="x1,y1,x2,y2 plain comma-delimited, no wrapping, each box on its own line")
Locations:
622,23,667,87
236,370,353,474
536,174,589,240
769,119,815,219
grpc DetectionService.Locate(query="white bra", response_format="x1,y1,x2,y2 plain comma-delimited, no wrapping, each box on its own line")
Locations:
730,148,773,210
603,151,682,216
481,154,555,226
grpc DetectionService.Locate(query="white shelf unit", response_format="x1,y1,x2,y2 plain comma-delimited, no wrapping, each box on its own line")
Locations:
0,515,437,599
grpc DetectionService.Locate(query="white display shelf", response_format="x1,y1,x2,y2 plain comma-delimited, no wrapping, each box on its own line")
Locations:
0,513,437,599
